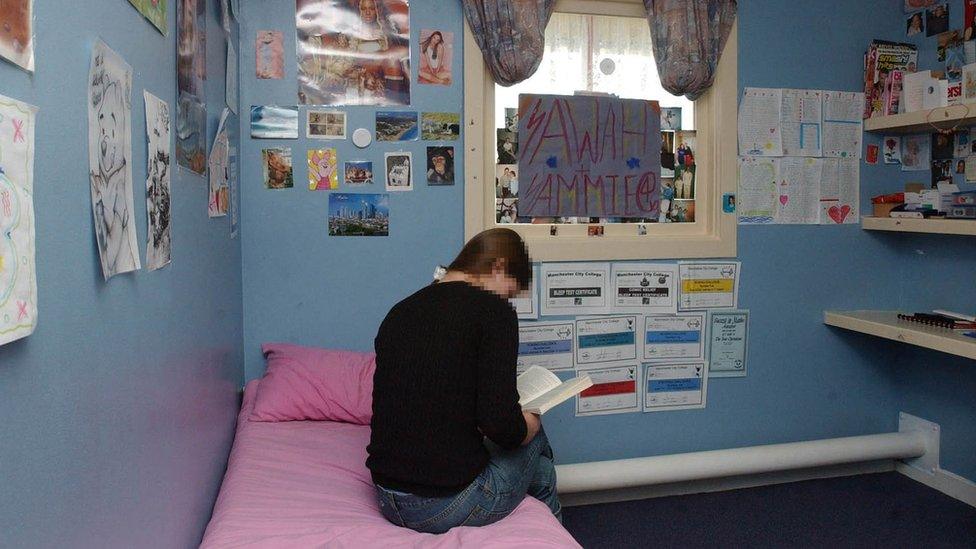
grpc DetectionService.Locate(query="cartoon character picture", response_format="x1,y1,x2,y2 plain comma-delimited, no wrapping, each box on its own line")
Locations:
88,40,140,280
308,148,338,190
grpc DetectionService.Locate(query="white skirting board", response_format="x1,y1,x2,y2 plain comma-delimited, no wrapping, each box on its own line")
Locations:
896,463,976,508
555,412,975,509
561,460,894,507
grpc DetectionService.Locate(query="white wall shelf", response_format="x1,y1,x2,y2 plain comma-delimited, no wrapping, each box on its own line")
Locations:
824,310,976,360
862,216,976,235
864,104,976,134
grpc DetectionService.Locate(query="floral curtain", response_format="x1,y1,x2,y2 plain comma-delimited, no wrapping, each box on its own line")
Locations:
642,0,737,100
461,0,556,86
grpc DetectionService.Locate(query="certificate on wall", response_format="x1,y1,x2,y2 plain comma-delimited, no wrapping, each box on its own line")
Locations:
575,315,639,368
510,267,539,320
708,310,749,377
517,321,575,372
610,263,678,314
643,362,708,412
678,261,741,310
643,313,706,361
576,365,641,416
540,262,610,316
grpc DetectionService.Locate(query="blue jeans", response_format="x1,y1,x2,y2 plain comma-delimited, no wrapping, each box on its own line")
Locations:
374,428,561,534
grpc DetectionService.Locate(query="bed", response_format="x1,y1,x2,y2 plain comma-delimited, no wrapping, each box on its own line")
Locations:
200,343,579,548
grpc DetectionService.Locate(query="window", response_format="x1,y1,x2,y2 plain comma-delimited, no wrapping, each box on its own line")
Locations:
463,0,738,261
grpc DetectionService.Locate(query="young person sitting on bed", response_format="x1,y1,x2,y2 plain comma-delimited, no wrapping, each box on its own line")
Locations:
367,228,561,534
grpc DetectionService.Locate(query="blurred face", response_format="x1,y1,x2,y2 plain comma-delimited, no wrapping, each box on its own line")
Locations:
481,269,520,299
360,0,377,23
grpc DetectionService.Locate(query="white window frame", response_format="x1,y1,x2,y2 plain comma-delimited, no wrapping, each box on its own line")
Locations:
463,0,738,261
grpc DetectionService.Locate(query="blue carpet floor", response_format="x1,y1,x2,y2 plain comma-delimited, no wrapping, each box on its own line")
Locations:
561,472,976,548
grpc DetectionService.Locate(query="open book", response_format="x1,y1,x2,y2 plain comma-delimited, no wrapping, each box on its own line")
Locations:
517,366,593,415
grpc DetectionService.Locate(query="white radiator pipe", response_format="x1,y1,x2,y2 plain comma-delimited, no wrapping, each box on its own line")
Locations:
555,431,928,494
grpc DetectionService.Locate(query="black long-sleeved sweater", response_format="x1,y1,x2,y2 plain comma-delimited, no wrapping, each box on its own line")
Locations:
366,281,527,496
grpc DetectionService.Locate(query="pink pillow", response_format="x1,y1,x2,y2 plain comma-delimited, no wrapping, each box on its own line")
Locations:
249,342,375,424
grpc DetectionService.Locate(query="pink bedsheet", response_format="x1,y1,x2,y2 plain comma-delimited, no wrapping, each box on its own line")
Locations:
200,381,580,548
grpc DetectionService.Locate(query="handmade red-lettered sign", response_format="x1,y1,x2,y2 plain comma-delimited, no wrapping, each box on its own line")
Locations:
517,94,662,218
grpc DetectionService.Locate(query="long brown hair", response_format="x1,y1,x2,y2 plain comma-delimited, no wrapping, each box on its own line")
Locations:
448,228,531,290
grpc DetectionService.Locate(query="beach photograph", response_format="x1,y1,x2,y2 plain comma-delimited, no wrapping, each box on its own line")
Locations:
375,111,419,141
250,105,299,139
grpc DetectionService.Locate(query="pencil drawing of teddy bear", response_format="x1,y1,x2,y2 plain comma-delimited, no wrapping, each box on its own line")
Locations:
89,47,139,278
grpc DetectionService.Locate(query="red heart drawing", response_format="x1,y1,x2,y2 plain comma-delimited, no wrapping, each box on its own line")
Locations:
828,204,851,223
779,194,789,206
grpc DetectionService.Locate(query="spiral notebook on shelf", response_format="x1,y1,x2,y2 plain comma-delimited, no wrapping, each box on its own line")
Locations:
897,312,976,330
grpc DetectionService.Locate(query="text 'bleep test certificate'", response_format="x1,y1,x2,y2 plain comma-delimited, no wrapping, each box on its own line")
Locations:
541,263,610,316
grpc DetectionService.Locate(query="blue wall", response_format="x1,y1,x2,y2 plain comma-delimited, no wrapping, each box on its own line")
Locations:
240,0,465,377
239,0,975,480
877,2,976,481
0,1,243,547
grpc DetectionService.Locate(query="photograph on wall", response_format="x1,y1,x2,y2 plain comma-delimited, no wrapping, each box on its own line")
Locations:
426,146,454,185
675,130,696,167
661,130,675,178
495,164,518,198
0,94,38,346
143,91,172,271
384,151,412,191
328,192,389,236
418,29,453,85
674,163,695,199
496,198,518,224
504,107,518,132
344,160,374,185
262,147,293,189
925,3,948,36
296,0,411,106
89,40,140,280
900,133,930,171
375,110,418,141
256,30,284,79
660,106,681,131
0,1,33,72
128,0,168,35
177,0,207,175
497,129,517,163
904,0,938,11
250,105,299,139
421,112,460,140
665,199,695,223
308,148,339,190
208,109,231,217
307,109,347,139
906,11,923,36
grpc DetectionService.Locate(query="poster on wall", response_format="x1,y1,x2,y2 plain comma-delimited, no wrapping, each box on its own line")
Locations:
328,192,390,236
308,148,339,190
144,91,172,271
128,0,168,35
418,29,452,85
296,0,411,106
89,40,141,280
517,94,662,218
256,30,284,79
208,109,231,217
0,94,38,346
177,0,207,175
0,1,33,72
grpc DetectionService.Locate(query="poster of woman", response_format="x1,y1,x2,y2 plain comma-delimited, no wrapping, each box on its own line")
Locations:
296,0,411,106
418,29,452,85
